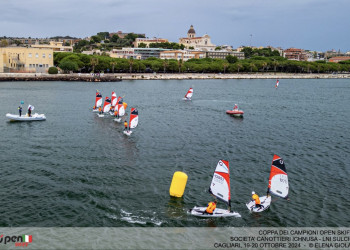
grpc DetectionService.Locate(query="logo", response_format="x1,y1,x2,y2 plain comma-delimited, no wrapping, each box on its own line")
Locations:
0,234,32,247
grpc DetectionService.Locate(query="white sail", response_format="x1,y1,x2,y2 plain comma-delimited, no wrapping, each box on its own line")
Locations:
129,108,139,129
118,105,125,116
185,88,193,99
268,154,289,199
209,160,231,206
111,92,117,106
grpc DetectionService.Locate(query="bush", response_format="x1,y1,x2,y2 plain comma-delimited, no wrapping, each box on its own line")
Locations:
48,67,58,74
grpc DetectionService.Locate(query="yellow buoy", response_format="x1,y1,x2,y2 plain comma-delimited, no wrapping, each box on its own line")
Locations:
169,171,188,197
123,102,128,109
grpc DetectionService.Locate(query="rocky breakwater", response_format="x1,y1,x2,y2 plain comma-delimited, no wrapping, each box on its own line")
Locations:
0,74,122,82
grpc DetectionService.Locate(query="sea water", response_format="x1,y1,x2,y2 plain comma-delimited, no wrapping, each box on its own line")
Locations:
0,79,349,227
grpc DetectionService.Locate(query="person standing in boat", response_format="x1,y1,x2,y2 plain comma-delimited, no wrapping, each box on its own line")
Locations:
27,106,32,117
204,200,217,215
124,120,128,131
251,191,263,210
18,106,22,117
233,104,238,110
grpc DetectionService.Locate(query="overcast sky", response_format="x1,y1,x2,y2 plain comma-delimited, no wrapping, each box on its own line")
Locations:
1,0,349,52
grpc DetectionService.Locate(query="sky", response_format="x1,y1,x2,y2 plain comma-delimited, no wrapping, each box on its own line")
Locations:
1,0,349,52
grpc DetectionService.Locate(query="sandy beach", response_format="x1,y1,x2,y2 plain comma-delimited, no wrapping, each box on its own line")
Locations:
0,72,349,81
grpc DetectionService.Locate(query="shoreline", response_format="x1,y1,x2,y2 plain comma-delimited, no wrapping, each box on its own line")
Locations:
0,72,349,81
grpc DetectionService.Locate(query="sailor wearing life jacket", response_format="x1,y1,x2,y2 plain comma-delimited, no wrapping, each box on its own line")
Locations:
252,191,263,210
124,121,128,131
205,200,217,214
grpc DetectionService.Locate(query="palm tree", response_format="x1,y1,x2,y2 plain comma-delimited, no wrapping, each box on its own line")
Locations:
249,62,255,73
236,63,243,73
128,58,134,73
261,62,267,72
90,57,99,73
163,60,168,73
178,59,183,73
272,60,279,72
110,61,117,73
223,62,229,74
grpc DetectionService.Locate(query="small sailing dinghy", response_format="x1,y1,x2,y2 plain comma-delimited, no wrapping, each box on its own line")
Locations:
246,154,289,213
123,108,139,136
226,104,244,117
111,91,117,108
189,160,241,218
113,99,125,122
98,97,111,117
92,91,102,112
275,79,279,89
182,87,193,100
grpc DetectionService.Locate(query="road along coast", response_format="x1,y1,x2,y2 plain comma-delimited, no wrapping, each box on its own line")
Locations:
0,72,349,81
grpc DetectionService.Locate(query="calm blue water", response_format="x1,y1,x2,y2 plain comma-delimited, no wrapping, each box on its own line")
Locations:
0,79,349,227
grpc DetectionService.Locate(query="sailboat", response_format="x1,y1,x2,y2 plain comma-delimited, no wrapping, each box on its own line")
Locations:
246,154,289,212
92,91,102,112
275,79,279,89
189,160,241,217
123,108,139,136
182,87,193,100
98,97,111,117
110,91,117,113
113,99,125,122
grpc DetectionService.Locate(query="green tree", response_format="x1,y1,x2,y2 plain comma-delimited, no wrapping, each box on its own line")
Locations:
48,67,58,74
241,47,253,58
162,60,168,73
128,58,134,73
59,61,78,73
110,34,119,43
226,55,238,64
91,36,101,43
97,32,110,41
0,39,8,47
90,57,99,72
138,43,147,48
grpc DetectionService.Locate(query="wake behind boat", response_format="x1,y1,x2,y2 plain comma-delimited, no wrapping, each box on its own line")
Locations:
189,160,241,218
6,113,46,121
246,154,288,213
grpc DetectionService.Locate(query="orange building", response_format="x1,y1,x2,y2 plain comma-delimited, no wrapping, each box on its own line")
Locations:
329,56,350,63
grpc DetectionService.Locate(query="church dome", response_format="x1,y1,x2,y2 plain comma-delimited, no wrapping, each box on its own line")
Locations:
188,25,196,34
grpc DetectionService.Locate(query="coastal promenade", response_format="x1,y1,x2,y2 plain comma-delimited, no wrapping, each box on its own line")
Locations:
0,72,349,81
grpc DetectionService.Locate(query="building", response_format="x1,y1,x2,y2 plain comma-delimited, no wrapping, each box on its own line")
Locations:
31,41,73,52
159,50,205,61
110,48,142,60
0,47,54,73
206,51,245,60
133,38,169,48
329,56,350,63
283,48,307,61
179,25,216,51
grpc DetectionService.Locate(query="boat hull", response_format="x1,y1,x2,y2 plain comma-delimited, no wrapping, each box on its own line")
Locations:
123,130,133,136
189,206,241,218
246,196,271,213
226,110,244,117
6,113,46,121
